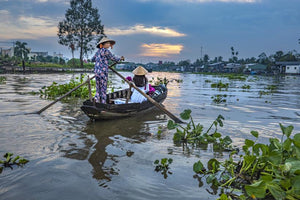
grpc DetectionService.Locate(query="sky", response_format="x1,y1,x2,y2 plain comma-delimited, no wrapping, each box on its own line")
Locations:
0,0,299,63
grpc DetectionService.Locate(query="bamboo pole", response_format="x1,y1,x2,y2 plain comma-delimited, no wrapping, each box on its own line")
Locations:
88,75,92,102
36,62,119,115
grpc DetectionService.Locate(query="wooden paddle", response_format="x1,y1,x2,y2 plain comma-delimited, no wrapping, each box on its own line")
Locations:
108,66,184,123
35,62,118,115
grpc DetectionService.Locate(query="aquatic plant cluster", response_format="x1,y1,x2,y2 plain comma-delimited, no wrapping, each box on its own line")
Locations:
39,74,99,99
160,110,300,200
0,76,6,84
167,110,234,151
211,81,229,91
154,158,173,179
0,153,29,174
259,85,278,98
149,77,183,86
211,94,227,104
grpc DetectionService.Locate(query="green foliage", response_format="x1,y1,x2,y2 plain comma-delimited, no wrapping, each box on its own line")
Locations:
0,152,29,174
205,79,212,83
39,74,97,99
20,62,93,69
154,158,173,179
259,84,278,97
150,77,170,86
211,94,227,104
14,41,30,60
58,0,104,67
168,110,233,151
222,74,246,81
211,81,229,91
241,84,251,90
0,76,6,84
193,123,300,200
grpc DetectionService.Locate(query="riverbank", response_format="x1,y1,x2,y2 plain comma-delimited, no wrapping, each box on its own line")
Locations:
0,65,93,74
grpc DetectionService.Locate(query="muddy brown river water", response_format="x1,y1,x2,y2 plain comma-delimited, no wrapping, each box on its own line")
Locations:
0,72,299,199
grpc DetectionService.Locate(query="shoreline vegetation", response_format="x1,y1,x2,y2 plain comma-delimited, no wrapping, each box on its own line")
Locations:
0,63,296,76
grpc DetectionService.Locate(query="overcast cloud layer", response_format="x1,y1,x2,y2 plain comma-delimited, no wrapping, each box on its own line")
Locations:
0,0,299,62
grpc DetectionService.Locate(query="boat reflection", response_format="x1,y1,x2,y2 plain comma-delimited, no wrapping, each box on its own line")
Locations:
60,108,166,187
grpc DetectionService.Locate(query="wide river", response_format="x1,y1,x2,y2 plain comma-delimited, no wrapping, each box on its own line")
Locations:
0,72,300,200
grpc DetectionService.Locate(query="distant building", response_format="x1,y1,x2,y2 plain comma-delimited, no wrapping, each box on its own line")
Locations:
28,51,48,60
245,63,267,74
208,62,225,72
224,63,242,73
53,52,63,58
276,61,300,74
1,47,14,57
158,61,163,65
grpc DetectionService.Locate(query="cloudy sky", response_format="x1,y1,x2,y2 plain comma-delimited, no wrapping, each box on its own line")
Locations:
0,0,299,63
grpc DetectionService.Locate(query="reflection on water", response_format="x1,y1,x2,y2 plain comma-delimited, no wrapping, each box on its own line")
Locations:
0,73,300,199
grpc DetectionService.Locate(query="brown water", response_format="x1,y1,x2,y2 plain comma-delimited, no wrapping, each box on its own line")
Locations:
0,72,300,200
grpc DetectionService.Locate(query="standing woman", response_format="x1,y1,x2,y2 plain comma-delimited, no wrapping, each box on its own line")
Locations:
92,37,124,103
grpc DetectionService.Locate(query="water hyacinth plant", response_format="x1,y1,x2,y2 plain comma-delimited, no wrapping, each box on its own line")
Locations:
154,158,173,179
39,74,96,99
193,124,300,200
0,76,6,84
167,110,234,151
211,81,229,91
0,152,29,174
211,94,227,104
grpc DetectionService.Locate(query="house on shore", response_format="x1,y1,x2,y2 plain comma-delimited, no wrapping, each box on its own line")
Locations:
28,51,48,60
224,63,242,73
1,47,14,57
244,63,267,74
276,61,300,75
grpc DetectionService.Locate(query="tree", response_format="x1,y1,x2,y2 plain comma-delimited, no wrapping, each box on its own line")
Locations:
14,41,30,71
218,56,223,62
230,46,239,63
14,41,30,61
203,54,209,64
273,51,284,61
258,52,268,64
194,58,203,66
58,0,104,68
178,59,190,66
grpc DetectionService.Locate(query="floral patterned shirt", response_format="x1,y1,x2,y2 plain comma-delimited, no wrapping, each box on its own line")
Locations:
92,48,121,77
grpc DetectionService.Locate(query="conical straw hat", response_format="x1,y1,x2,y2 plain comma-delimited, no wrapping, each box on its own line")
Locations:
132,66,148,75
96,37,116,48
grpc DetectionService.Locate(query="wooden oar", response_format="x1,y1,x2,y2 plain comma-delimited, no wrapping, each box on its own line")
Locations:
35,62,119,115
108,66,184,123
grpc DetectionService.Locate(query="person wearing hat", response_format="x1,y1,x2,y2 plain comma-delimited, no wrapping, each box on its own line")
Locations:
130,66,150,103
92,37,124,103
114,66,156,104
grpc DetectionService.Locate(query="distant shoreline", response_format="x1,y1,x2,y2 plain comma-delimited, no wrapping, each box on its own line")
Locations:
0,65,93,74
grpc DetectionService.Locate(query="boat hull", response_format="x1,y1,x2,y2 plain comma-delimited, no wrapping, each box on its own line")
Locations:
81,85,167,120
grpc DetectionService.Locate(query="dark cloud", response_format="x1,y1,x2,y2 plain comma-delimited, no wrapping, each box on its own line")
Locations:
0,0,299,62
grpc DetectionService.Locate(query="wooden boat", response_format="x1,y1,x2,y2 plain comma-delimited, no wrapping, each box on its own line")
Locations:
81,85,168,120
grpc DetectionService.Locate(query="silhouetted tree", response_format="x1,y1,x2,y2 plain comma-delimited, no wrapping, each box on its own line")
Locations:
203,54,209,64
230,46,239,63
14,41,30,71
58,0,104,67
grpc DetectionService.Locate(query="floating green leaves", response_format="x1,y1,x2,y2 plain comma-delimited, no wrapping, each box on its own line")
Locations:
193,123,300,200
211,94,227,104
154,158,173,179
211,81,229,91
0,76,6,84
39,74,97,99
0,152,29,174
168,110,234,151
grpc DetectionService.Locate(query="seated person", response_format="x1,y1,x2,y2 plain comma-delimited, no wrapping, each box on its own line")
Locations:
114,66,153,104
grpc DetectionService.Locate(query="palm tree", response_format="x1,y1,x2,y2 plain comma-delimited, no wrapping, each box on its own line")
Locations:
14,41,29,59
14,41,30,71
